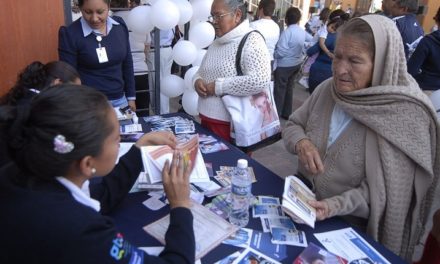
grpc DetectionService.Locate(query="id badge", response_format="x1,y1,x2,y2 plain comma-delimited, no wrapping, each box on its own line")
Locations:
96,47,109,63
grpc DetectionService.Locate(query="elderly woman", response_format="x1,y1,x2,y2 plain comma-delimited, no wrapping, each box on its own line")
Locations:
283,15,440,261
193,0,271,142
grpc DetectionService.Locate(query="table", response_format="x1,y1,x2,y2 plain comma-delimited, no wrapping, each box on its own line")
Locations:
112,113,406,263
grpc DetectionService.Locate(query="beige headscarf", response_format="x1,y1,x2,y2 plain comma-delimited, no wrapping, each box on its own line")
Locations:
329,15,440,260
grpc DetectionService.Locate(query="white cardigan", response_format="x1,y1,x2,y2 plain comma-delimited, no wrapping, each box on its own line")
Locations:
193,20,271,122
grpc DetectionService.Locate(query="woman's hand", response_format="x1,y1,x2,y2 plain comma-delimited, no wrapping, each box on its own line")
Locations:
128,100,136,112
308,200,330,221
195,79,208,97
295,139,325,174
205,82,216,96
135,131,177,148
162,151,191,209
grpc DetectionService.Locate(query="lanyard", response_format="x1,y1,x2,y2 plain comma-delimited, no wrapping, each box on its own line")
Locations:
96,35,102,48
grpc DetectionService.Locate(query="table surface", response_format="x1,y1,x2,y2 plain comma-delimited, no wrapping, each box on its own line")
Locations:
111,113,406,264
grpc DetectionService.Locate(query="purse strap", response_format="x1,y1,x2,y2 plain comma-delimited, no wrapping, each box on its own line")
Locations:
235,30,265,76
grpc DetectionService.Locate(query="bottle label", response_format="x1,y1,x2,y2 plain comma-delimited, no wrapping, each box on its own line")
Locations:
231,184,251,196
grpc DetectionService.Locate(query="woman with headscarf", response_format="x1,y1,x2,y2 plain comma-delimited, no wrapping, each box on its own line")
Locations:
193,0,271,142
283,15,440,261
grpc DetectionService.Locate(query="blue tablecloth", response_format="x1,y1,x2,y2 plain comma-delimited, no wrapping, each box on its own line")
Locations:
111,113,406,263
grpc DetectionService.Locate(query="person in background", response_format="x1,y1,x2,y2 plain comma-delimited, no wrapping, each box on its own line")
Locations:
58,0,137,111
283,15,440,261
407,7,440,91
305,6,318,35
112,0,151,116
382,0,424,58
0,85,195,263
307,11,350,94
193,0,271,142
0,60,80,106
146,28,174,114
273,7,310,119
250,0,280,68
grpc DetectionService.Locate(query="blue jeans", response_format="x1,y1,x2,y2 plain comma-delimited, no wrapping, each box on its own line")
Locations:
109,96,129,108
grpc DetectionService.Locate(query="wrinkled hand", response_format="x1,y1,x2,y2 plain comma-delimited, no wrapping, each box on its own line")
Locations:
195,79,208,97
128,100,136,112
308,200,330,221
327,52,335,60
295,139,324,174
135,131,177,148
205,82,216,96
431,209,440,245
162,151,191,209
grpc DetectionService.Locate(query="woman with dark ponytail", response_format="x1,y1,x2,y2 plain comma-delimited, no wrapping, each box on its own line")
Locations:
0,60,81,106
0,85,195,264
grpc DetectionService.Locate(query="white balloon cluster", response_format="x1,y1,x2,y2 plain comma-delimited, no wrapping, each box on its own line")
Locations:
127,0,214,115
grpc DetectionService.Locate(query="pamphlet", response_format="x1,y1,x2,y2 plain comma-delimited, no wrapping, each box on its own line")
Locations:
282,175,317,228
140,134,210,184
231,247,281,264
143,202,238,260
294,242,348,264
314,228,391,264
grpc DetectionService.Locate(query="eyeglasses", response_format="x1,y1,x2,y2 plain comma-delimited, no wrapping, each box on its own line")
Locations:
208,12,234,22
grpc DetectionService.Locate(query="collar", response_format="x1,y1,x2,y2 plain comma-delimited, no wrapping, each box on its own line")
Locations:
216,19,251,45
80,16,120,37
56,177,101,212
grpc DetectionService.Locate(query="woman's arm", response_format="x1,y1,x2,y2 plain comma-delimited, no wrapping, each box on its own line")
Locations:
407,37,429,77
58,26,78,68
116,17,136,106
215,33,271,96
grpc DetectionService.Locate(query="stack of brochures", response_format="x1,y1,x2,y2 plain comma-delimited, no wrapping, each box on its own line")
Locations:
282,175,317,228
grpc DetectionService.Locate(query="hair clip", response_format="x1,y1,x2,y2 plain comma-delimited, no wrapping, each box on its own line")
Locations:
53,134,74,154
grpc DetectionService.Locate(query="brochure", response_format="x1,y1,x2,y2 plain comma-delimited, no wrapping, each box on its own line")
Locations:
282,175,317,228
294,242,348,264
143,202,238,260
140,134,210,184
314,228,391,264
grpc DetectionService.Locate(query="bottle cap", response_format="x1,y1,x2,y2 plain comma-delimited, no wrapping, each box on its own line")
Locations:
237,159,248,169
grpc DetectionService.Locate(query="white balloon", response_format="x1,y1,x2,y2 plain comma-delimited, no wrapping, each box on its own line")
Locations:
172,40,197,66
172,0,193,25
127,6,154,34
182,89,199,116
191,49,206,67
151,0,180,30
189,22,215,49
161,75,185,98
191,0,213,21
184,66,200,89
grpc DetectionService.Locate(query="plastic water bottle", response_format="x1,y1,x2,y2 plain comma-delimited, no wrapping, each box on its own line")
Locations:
229,159,252,227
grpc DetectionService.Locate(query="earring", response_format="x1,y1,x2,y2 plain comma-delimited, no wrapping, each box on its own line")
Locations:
91,168,96,175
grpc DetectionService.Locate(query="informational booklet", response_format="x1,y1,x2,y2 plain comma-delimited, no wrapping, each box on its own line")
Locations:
314,227,391,264
294,242,348,264
231,247,281,264
282,175,317,228
140,134,210,184
143,202,238,260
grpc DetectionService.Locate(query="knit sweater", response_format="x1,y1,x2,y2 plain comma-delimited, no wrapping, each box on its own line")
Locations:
193,20,271,122
283,15,440,261
58,16,135,100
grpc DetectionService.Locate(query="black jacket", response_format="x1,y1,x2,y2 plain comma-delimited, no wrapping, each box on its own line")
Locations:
0,146,195,264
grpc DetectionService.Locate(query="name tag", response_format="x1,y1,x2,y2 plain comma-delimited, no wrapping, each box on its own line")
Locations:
96,47,109,63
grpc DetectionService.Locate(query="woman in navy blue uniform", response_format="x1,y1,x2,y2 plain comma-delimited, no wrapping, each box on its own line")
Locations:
58,0,136,111
0,85,195,264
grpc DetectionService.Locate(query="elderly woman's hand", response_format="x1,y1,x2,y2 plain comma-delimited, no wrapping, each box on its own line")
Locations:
295,139,325,174
135,131,177,148
308,200,330,221
162,151,191,209
195,79,208,97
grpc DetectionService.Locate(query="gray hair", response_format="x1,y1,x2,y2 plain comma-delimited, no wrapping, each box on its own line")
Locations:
223,0,248,22
394,0,419,13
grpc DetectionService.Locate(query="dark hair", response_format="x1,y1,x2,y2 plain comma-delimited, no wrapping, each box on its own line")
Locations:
0,61,80,105
258,0,276,17
434,7,440,24
327,10,350,30
285,7,302,26
78,0,111,7
338,18,375,59
394,0,418,13
319,7,331,22
0,85,113,181
111,0,128,8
